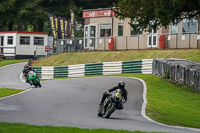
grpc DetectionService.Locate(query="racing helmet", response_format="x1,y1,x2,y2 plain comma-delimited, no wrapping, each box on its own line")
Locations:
118,81,125,89
24,63,30,70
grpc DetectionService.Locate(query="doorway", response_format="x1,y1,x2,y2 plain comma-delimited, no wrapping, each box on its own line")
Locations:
147,30,158,48
84,24,98,50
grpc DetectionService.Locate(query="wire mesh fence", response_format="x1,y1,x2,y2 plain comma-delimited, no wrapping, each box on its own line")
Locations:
47,32,200,55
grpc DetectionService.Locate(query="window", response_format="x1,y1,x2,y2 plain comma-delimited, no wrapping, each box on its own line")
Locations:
171,23,178,34
100,24,111,37
0,36,4,46
7,36,13,45
20,36,30,45
0,48,3,53
182,19,197,34
34,37,44,45
118,23,124,36
130,21,142,36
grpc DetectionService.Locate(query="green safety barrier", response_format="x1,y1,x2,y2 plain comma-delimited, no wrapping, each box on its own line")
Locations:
85,63,103,76
54,66,68,78
122,60,142,74
33,59,152,79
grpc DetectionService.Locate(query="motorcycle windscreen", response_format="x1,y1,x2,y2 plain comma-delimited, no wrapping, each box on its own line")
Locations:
28,71,36,79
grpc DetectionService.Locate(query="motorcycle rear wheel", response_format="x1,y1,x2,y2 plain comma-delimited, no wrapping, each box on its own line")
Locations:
97,105,103,117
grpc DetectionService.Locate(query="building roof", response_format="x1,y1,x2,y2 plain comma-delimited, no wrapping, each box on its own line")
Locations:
0,31,48,35
83,8,111,12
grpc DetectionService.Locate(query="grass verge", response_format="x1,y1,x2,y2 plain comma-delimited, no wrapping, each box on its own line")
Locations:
113,73,200,129
0,123,159,133
0,59,28,67
33,49,200,66
0,88,23,98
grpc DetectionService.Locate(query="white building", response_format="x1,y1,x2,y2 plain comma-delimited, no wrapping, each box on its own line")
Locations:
0,31,48,59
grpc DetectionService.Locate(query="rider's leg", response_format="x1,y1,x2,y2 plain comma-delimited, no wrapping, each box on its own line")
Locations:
99,91,110,105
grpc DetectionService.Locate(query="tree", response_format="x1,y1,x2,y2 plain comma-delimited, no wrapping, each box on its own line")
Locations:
113,0,200,31
0,0,18,31
75,0,117,9
0,0,117,32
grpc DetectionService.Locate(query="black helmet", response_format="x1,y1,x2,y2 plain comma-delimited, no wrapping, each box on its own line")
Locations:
24,63,29,70
118,81,125,89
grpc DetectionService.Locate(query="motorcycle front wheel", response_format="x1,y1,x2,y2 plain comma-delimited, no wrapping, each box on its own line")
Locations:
104,104,116,118
34,78,41,87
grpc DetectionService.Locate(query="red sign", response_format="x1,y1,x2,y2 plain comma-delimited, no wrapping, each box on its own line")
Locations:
45,46,50,52
83,10,114,18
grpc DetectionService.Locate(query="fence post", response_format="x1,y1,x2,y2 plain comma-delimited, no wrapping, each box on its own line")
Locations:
151,34,153,49
104,37,106,51
84,39,86,52
189,33,191,48
94,38,95,52
115,36,117,51
138,35,139,50
176,34,178,49
126,36,128,50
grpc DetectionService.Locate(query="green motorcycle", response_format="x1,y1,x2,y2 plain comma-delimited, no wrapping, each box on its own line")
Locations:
28,70,41,87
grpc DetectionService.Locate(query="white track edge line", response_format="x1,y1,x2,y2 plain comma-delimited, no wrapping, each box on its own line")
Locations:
0,89,32,100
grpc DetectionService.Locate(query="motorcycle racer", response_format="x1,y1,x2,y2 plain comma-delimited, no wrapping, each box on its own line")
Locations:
22,63,34,85
99,81,128,110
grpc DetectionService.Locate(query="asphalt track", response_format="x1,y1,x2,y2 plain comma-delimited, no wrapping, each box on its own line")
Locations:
0,63,199,133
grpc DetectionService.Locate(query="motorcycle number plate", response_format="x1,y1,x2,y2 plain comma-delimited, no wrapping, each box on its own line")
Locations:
115,93,121,98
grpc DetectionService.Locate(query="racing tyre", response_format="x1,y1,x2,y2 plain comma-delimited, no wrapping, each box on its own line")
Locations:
104,104,116,118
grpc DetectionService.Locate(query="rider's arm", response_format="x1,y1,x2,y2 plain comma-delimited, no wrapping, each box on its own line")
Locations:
108,86,118,92
29,67,35,72
123,89,128,103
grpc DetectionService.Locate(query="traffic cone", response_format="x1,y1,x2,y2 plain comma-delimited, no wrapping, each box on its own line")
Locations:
3,85,5,88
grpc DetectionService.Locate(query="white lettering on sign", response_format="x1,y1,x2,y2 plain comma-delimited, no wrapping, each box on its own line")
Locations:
108,11,111,16
83,10,114,18
89,12,95,17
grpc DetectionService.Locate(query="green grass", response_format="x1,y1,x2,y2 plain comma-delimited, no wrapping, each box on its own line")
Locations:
0,59,28,67
0,123,159,133
113,73,200,129
0,88,23,98
33,49,200,66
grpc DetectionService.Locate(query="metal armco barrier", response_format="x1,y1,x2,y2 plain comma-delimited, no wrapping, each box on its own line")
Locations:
33,59,153,79
153,58,200,91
